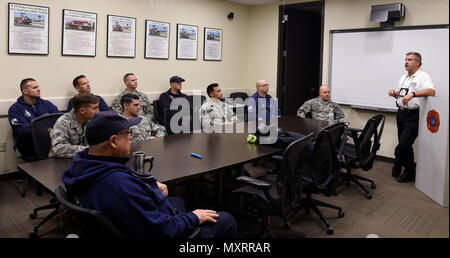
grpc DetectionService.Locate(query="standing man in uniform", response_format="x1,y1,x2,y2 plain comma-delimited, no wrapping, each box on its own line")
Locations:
111,73,153,120
8,78,59,159
388,51,436,183
50,93,99,158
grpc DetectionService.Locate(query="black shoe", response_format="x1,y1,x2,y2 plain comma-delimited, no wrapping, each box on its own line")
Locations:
392,165,402,177
397,171,415,183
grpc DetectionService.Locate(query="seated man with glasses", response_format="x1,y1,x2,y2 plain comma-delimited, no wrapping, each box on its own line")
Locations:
297,84,349,126
249,79,280,121
61,111,237,238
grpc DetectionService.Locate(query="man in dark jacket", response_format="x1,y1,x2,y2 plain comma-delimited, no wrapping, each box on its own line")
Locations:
157,75,189,134
61,111,236,238
8,78,59,158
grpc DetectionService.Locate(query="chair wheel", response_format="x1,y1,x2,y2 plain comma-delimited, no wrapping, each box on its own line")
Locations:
326,226,334,235
29,213,37,219
338,210,345,218
366,193,372,199
29,231,37,238
371,183,376,189
284,222,291,229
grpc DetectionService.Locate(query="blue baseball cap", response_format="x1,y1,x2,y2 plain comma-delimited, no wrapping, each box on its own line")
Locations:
86,111,141,145
169,75,185,83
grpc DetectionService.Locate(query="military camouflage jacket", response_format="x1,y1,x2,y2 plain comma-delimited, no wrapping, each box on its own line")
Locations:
130,116,166,143
49,110,88,158
200,98,237,129
111,90,153,120
296,96,348,123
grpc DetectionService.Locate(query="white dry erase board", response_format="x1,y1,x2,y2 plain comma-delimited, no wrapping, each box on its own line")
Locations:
329,25,449,111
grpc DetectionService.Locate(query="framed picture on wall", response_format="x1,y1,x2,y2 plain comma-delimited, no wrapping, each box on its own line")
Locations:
107,15,136,58
145,20,170,59
8,2,49,55
204,27,222,61
176,23,198,60
62,9,97,57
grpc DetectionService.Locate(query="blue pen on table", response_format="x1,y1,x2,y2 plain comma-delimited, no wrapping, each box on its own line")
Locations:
190,152,202,159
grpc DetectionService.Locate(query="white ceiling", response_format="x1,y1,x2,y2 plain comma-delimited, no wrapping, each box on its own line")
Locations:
226,0,281,6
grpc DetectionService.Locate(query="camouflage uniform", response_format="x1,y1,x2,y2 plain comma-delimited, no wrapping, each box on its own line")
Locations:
130,116,166,143
296,96,348,123
111,90,154,120
49,110,88,158
200,98,238,129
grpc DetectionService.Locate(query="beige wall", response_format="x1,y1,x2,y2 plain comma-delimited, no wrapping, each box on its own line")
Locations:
1,0,448,173
0,0,251,173
246,0,449,158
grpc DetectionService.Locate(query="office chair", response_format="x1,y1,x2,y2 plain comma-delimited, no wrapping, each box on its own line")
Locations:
152,100,163,125
187,95,206,132
54,186,125,238
54,187,201,238
338,114,385,199
289,122,347,235
13,136,38,197
15,113,63,197
26,113,63,238
230,92,248,101
231,133,314,238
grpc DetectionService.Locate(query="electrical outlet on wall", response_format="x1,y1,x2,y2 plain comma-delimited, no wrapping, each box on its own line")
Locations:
0,141,7,152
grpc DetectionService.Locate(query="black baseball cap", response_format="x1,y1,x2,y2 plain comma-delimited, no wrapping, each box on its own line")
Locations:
86,111,141,145
169,76,185,83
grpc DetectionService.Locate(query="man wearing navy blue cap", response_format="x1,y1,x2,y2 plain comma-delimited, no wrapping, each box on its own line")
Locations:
157,75,189,134
61,111,236,238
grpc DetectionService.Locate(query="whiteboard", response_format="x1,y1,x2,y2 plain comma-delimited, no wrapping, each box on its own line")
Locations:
329,25,449,111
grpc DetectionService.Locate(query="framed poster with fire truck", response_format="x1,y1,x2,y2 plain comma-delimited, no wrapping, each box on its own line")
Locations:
176,23,198,60
62,9,97,56
145,20,170,59
8,2,49,55
107,15,136,58
204,27,222,61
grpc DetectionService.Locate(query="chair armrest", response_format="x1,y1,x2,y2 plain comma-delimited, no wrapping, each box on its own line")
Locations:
187,227,201,238
347,127,362,142
272,155,283,161
237,176,271,190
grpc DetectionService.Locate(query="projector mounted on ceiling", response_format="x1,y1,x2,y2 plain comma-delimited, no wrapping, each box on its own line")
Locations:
370,3,405,28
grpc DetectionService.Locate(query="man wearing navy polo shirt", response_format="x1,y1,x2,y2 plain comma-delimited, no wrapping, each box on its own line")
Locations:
8,78,59,158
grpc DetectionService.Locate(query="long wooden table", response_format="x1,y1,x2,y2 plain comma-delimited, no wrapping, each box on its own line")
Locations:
18,116,330,192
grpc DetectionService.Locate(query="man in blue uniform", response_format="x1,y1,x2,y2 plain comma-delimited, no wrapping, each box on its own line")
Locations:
61,111,236,238
8,78,59,158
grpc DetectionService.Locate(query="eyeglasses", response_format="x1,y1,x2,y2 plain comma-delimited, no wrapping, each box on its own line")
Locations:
116,130,132,136
259,84,269,87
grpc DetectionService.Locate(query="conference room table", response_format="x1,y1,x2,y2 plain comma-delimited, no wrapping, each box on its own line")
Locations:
18,116,330,194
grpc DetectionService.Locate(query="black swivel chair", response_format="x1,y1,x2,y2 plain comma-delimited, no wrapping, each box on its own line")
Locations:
231,133,314,238
152,99,164,125
15,113,63,198
54,186,125,238
26,113,63,238
338,114,385,199
187,95,206,132
289,122,347,235
230,92,248,101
